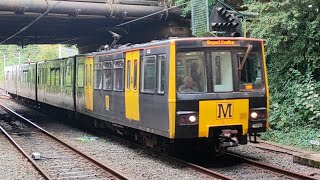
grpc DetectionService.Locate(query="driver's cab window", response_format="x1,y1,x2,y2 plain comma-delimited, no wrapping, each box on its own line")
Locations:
176,51,207,93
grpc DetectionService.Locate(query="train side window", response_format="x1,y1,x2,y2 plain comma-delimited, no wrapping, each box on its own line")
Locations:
60,62,65,86
113,60,124,91
44,66,47,85
126,61,131,89
77,64,84,88
94,62,102,89
158,55,166,94
85,64,88,86
141,56,156,93
56,67,60,86
50,68,55,86
37,68,42,84
47,65,51,85
27,69,30,83
133,60,137,90
66,62,72,87
103,61,112,90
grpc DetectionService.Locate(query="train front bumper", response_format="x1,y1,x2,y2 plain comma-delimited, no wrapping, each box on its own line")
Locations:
198,99,249,138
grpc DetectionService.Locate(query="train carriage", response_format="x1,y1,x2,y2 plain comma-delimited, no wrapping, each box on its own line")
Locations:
16,63,37,101
4,66,17,96
77,37,269,151
37,58,75,111
2,37,269,153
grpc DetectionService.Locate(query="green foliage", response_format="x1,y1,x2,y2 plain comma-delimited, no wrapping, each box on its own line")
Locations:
247,1,320,148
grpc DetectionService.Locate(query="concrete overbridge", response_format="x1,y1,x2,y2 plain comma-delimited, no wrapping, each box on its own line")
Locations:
0,0,189,53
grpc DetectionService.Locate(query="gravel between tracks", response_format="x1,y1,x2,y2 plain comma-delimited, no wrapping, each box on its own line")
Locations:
227,144,320,179
0,110,44,180
0,97,215,180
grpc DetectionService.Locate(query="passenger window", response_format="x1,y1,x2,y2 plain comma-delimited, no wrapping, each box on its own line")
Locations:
44,66,47,85
66,63,72,87
85,64,88,86
103,61,112,90
94,62,102,89
126,61,131,89
56,67,60,86
113,60,124,91
77,64,84,88
60,62,64,86
158,55,166,94
134,60,137,90
47,66,51,85
127,61,131,89
50,68,55,86
141,56,156,93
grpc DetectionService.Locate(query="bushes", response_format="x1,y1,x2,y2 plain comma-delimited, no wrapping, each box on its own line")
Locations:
247,1,320,148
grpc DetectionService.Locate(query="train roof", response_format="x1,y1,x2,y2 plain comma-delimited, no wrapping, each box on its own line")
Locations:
4,37,265,67
91,37,265,56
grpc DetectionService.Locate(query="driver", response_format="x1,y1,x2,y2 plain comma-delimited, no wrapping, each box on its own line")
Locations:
179,76,199,93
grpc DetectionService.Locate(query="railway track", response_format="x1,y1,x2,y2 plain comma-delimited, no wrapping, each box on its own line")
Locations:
224,152,318,180
1,96,318,180
0,103,129,180
0,97,235,180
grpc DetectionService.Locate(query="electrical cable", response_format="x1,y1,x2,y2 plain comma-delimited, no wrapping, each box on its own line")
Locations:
116,2,189,27
0,1,61,45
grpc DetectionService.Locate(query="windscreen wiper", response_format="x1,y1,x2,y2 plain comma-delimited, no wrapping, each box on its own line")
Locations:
239,45,253,70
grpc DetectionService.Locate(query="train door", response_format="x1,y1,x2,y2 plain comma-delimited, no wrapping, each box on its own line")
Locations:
125,50,140,121
85,56,94,111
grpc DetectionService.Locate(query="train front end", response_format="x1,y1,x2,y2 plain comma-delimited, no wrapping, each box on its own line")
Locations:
170,38,269,151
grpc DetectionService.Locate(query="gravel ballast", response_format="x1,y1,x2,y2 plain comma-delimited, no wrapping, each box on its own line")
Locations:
0,115,44,180
1,93,320,180
0,97,215,180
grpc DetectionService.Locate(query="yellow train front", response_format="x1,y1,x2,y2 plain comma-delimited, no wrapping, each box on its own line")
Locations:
78,37,269,152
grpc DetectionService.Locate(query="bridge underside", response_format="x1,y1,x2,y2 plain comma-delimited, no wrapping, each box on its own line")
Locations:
0,0,190,53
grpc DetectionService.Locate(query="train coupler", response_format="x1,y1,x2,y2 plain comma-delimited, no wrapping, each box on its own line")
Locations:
249,133,261,143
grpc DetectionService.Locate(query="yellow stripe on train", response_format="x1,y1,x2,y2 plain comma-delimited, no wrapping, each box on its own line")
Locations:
199,99,249,137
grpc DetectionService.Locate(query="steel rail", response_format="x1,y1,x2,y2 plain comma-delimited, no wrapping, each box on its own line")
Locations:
93,130,234,180
162,154,234,180
0,125,51,180
0,103,130,180
226,152,317,180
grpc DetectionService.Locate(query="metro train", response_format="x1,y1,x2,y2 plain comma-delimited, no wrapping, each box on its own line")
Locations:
2,37,269,153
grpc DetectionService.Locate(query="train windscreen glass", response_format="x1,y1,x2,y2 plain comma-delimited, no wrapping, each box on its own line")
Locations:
211,51,233,92
176,51,207,93
238,49,264,91
176,42,265,93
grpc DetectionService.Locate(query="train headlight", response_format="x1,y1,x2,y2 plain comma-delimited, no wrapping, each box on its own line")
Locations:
250,112,258,119
249,108,267,120
177,111,198,125
189,115,197,123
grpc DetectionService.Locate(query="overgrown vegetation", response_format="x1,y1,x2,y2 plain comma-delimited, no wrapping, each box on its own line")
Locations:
247,1,320,149
173,0,320,149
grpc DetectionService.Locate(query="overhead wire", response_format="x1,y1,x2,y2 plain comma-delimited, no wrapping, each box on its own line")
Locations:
0,0,62,45
116,2,189,27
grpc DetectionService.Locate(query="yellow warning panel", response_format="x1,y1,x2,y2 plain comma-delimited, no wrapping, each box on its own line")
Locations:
85,56,94,111
125,50,140,121
105,95,110,111
199,99,249,137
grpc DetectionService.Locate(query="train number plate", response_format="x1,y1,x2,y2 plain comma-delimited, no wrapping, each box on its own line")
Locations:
252,123,263,128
